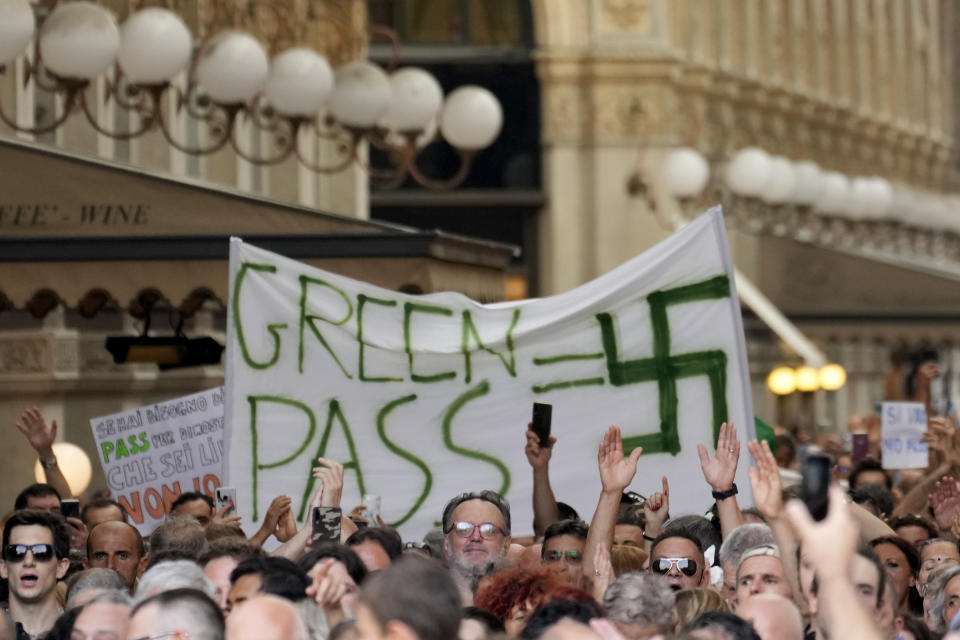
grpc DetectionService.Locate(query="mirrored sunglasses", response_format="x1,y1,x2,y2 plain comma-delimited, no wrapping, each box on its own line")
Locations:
3,543,55,563
652,557,698,576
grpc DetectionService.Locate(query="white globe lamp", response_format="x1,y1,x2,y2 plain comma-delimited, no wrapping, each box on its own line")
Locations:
118,8,192,84
329,61,392,129
40,1,120,80
264,48,333,118
440,85,503,150
725,148,772,197
760,156,797,204
195,31,269,105
814,171,851,215
791,161,823,206
0,0,35,64
382,67,444,133
662,148,710,198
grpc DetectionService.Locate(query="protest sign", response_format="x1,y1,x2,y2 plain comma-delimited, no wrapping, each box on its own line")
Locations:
224,207,756,539
881,402,928,469
90,387,226,534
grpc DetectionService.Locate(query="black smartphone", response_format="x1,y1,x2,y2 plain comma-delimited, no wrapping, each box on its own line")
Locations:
532,402,552,447
801,455,832,521
215,487,237,514
60,499,80,520
312,506,342,543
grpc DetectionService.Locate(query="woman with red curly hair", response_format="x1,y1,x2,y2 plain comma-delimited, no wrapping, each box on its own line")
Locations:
473,567,600,637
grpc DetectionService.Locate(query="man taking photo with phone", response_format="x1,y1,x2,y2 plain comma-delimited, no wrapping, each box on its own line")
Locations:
0,509,71,639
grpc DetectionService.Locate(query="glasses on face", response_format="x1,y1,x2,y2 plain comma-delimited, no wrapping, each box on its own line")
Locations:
544,550,583,564
70,632,124,640
652,557,698,577
448,521,504,539
129,632,187,640
3,543,55,563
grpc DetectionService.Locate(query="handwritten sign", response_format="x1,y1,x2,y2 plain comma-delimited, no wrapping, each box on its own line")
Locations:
881,402,928,469
89,387,226,534
224,207,757,539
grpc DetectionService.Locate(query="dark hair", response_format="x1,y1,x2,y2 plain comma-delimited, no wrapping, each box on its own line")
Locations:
849,459,891,490
14,483,61,511
557,502,580,522
520,599,605,639
650,529,704,559
3,509,70,559
298,542,368,585
665,517,720,560
198,537,264,566
87,520,145,558
812,544,886,609
80,497,127,525
774,435,797,465
462,606,506,633
361,556,462,640
346,527,403,560
740,508,767,524
851,484,896,519
44,606,82,640
889,515,938,541
616,507,645,528
442,491,511,536
683,610,762,640
541,520,589,559
130,588,224,638
901,614,937,640
230,556,309,601
329,620,357,640
871,536,923,615
170,492,215,512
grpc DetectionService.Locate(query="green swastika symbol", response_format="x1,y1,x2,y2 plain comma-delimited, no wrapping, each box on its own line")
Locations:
595,275,731,456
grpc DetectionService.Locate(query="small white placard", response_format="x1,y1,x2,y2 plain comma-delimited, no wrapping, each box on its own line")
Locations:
881,402,928,469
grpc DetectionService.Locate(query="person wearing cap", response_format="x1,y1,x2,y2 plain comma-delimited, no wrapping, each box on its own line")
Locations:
735,544,793,605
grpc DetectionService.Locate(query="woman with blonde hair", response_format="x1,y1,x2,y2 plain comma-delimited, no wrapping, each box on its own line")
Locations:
674,588,731,628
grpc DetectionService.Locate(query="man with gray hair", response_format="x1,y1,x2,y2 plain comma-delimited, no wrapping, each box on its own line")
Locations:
127,587,224,640
441,490,512,600
134,559,217,604
226,594,310,640
602,572,677,640
147,516,208,566
718,524,775,603
65,567,129,609
71,590,132,640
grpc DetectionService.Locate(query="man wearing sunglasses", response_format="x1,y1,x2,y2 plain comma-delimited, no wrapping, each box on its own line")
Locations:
541,519,588,587
0,509,71,640
441,491,512,601
649,530,706,591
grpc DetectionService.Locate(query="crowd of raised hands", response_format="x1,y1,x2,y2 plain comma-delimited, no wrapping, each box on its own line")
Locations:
4,405,960,640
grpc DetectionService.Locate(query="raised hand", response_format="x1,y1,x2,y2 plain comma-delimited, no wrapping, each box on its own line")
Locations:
525,425,556,471
313,458,345,508
925,417,960,459
747,439,784,520
643,476,670,535
697,422,740,492
597,426,643,493
929,476,960,532
212,504,242,528
785,485,858,582
591,543,615,603
16,407,57,455
277,506,297,541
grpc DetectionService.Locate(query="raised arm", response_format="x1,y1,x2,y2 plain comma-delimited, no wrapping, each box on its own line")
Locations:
583,426,643,579
525,426,560,538
16,407,73,499
786,486,884,640
697,422,744,539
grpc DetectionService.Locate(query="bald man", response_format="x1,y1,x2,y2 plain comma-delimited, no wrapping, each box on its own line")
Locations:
85,521,147,592
735,594,803,640
226,595,310,640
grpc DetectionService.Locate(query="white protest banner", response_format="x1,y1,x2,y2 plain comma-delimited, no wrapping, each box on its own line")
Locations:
881,402,928,469
90,387,226,534
224,207,755,539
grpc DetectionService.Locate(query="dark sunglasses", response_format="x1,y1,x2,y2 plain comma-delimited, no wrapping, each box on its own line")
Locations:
3,543,55,563
447,521,504,539
544,549,583,564
652,557,698,576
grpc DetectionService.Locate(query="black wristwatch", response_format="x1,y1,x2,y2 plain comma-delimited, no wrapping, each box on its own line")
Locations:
712,483,738,501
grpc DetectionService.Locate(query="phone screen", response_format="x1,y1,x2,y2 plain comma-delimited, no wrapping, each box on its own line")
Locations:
215,488,237,514
60,499,80,520
532,402,552,447
312,506,342,543
801,455,832,521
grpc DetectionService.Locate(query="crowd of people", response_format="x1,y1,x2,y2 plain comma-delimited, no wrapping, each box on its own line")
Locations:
3,402,960,640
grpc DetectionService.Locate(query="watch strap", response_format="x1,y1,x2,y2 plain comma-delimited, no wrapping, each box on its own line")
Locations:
711,483,738,501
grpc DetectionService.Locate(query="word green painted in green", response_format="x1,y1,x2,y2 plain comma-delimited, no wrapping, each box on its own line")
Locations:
233,262,287,369
298,276,353,378
597,275,731,456
101,432,150,463
375,395,432,526
461,309,520,383
357,294,403,383
405,302,457,383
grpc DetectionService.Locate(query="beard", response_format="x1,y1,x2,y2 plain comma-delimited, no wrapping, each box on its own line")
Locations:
447,544,507,593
